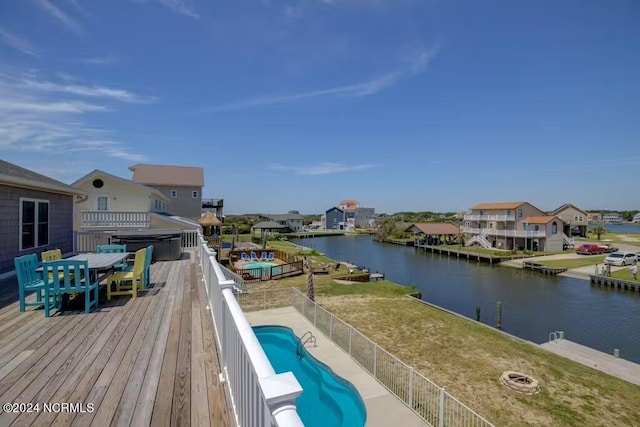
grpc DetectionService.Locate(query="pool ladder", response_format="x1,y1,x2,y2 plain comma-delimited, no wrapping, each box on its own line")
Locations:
296,331,317,359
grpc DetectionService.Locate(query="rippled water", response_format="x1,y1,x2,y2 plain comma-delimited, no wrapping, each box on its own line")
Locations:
292,235,640,363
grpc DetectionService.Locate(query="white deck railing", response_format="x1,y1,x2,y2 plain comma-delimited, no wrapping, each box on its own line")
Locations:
75,229,205,252
181,229,200,249
464,214,515,222
464,227,547,239
198,236,304,427
240,288,495,427
81,211,150,228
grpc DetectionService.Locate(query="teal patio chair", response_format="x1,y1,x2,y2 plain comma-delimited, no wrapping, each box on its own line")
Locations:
120,245,154,288
14,254,56,315
43,259,99,316
97,244,128,270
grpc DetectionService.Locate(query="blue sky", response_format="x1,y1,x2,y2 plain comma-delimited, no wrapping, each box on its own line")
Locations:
1,0,638,214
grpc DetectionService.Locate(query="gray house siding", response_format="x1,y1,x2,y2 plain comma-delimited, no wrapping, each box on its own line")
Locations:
0,185,74,274
152,185,202,220
325,208,344,230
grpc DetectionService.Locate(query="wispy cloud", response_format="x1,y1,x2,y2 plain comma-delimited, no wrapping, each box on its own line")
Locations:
0,100,108,113
0,28,39,56
37,0,82,34
203,46,439,112
77,55,117,66
156,0,199,18
19,78,156,103
270,162,376,175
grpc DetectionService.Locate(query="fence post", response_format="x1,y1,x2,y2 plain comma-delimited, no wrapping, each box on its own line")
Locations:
373,345,377,377
408,368,414,408
348,327,352,355
314,303,317,326
263,290,266,310
439,387,446,427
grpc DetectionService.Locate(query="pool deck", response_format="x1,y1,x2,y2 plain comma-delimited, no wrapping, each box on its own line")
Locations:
540,339,640,387
246,307,428,427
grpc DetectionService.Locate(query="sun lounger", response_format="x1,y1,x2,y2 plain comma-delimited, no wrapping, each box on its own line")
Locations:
260,252,268,261
250,251,258,261
241,252,249,262
267,253,275,261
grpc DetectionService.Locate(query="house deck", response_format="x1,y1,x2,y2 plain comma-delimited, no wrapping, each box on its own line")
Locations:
0,253,235,427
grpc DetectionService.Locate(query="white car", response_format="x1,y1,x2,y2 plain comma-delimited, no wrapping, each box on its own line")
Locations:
604,252,638,266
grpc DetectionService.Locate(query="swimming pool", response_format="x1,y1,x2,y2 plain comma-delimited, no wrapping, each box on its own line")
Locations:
244,261,279,274
253,325,366,427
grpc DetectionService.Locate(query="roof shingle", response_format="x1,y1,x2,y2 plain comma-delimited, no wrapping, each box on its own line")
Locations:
129,164,204,187
470,202,526,210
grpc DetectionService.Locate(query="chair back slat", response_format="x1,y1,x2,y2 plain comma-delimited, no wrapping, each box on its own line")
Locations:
144,245,154,286
14,254,42,286
133,248,146,278
41,249,62,262
97,244,127,253
43,260,89,293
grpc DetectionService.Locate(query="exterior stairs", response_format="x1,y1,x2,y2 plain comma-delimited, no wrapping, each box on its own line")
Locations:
562,233,575,248
466,228,492,249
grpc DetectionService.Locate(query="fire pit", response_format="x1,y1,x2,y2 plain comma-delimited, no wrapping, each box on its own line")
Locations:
500,371,540,395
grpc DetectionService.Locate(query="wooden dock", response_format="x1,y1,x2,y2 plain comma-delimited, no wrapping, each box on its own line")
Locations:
590,275,640,292
0,253,234,427
540,339,640,387
522,261,567,275
414,245,510,264
382,238,414,246
369,273,385,281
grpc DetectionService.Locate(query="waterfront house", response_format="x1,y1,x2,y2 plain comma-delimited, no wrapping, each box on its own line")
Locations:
0,159,85,275
339,199,376,228
72,169,202,251
551,203,588,237
259,211,305,232
130,163,204,220
406,223,460,246
463,201,567,251
325,206,347,230
634,213,640,223
588,212,602,223
602,213,624,224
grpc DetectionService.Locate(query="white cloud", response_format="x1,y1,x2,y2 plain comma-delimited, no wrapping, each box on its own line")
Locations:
37,0,82,34
77,56,118,65
204,46,439,112
19,79,156,103
0,100,108,113
270,162,375,175
156,0,199,18
0,28,39,56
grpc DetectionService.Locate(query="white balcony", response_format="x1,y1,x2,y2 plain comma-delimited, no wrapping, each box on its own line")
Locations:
464,214,516,222
464,227,547,238
81,211,150,228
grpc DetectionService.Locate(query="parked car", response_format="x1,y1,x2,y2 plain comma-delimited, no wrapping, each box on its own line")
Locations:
600,243,619,253
604,252,638,266
576,244,606,255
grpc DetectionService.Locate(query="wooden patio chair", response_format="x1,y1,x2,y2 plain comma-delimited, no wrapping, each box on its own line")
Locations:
105,248,145,300
14,254,56,315
119,245,154,289
42,259,99,316
97,244,128,270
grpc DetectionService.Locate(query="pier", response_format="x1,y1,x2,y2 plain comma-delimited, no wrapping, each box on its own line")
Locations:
414,244,511,264
383,238,414,246
521,261,567,275
590,275,640,292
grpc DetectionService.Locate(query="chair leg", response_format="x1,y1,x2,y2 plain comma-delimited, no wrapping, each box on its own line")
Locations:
85,288,90,314
19,286,25,312
36,289,42,303
107,281,112,301
44,288,50,318
132,280,137,298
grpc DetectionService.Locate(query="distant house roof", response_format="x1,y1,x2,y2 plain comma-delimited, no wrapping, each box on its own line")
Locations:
0,159,84,196
261,213,305,221
72,169,169,200
406,223,460,235
129,164,204,187
523,216,559,224
551,203,588,216
326,206,344,213
252,221,287,230
470,202,526,210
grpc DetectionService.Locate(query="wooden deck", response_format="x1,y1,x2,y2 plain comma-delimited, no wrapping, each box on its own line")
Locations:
0,252,235,427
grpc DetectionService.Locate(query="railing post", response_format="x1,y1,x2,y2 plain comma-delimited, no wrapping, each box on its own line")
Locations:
314,303,317,326
329,314,333,339
408,368,414,408
373,344,377,377
439,387,446,427
348,327,352,355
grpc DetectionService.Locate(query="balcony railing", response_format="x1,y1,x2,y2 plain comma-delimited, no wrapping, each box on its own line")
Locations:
464,214,515,222
198,236,303,427
463,227,547,238
81,211,150,229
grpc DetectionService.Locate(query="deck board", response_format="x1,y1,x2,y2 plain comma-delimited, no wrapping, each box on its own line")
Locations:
0,253,234,427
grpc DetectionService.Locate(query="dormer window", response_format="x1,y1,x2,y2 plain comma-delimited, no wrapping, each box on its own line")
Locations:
192,191,198,199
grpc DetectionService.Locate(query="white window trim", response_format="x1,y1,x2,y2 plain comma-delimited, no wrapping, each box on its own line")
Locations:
95,194,110,211
192,190,199,199
19,197,50,251
170,190,178,199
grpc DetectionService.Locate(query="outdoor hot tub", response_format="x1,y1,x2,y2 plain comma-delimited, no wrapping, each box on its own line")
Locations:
111,229,182,261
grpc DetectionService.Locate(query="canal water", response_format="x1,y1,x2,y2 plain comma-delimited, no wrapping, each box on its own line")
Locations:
588,223,640,234
291,235,640,363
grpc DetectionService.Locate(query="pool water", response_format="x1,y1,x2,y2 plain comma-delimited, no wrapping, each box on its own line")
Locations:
244,261,280,274
254,326,367,427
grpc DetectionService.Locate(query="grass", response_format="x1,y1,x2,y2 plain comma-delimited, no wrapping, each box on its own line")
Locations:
244,240,640,426
537,255,606,269
221,234,254,242
576,231,640,245
610,267,639,281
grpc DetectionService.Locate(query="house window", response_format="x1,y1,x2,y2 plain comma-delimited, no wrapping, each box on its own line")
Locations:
96,196,109,211
578,215,583,222
552,221,558,234
534,225,540,231
170,190,178,198
518,209,523,217
20,198,49,250
574,215,579,221
192,191,198,199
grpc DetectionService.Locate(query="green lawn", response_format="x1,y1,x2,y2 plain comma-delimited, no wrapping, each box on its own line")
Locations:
537,255,606,269
221,234,254,242
610,267,639,281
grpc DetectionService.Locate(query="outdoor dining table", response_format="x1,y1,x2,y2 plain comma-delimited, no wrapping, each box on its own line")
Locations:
38,252,130,283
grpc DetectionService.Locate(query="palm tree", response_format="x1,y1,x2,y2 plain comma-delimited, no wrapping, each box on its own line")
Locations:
306,265,315,302
592,226,606,241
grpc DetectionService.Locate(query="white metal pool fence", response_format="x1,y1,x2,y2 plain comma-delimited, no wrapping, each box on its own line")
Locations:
239,288,495,427
198,237,304,427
